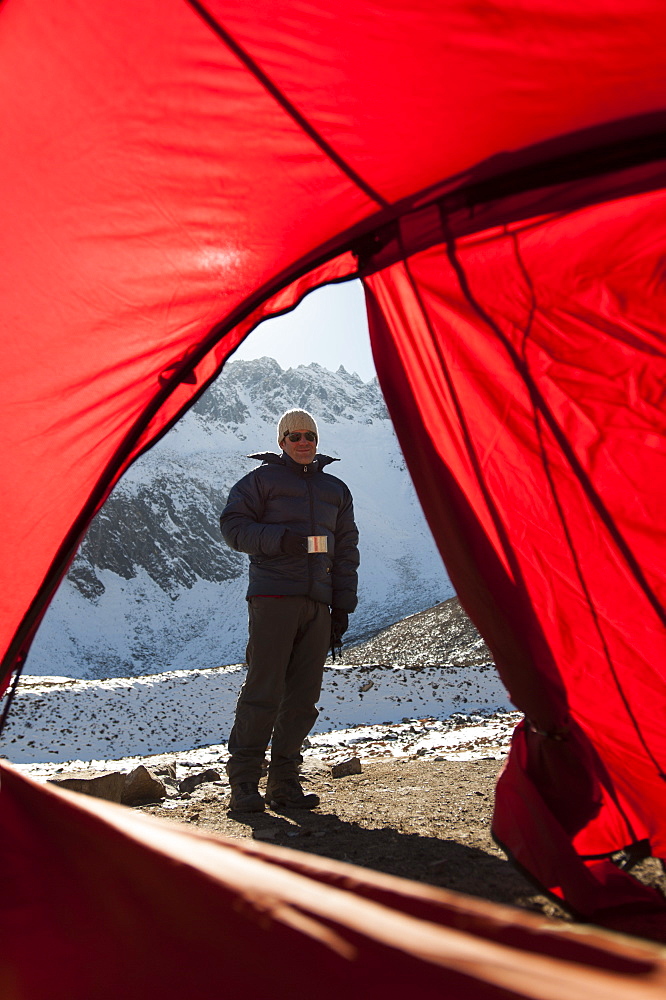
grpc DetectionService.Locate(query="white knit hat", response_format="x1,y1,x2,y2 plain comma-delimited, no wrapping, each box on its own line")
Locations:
277,408,319,447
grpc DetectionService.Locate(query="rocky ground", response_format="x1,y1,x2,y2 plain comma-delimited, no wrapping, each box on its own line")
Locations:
131,749,666,946
138,752,567,916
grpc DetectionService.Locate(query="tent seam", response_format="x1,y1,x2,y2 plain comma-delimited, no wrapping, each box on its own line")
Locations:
396,238,534,624
438,210,666,636
508,230,666,787
183,0,389,209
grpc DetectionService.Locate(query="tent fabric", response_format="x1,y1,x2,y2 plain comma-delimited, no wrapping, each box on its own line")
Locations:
1,0,666,679
1,0,666,929
4,762,666,1000
493,722,666,921
362,187,666,913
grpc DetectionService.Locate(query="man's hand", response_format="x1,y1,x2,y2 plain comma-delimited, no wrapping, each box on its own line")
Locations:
281,530,308,555
330,608,349,644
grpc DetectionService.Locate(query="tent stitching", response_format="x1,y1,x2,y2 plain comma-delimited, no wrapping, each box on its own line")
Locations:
358,145,666,278
391,228,574,736
508,230,666,784
184,0,390,209
438,206,666,634
394,234,539,624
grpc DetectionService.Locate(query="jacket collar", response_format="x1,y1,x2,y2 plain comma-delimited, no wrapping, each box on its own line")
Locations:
248,451,339,474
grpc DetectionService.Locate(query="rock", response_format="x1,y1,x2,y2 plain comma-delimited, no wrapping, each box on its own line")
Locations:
359,681,374,692
49,770,125,803
122,765,167,805
331,757,362,778
178,768,222,794
299,755,329,779
153,762,177,780
253,828,277,841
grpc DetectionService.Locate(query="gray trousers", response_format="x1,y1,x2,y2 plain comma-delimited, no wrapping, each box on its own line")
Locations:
226,596,331,784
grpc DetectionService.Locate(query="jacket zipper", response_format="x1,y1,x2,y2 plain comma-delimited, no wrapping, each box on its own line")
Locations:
305,471,315,597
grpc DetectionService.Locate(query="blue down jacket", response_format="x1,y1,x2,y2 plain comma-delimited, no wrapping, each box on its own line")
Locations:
220,451,359,612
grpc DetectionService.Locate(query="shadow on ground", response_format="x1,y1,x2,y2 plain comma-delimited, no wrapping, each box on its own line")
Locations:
227,806,543,907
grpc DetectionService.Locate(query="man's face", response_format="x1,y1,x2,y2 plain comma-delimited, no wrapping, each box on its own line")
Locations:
281,428,317,464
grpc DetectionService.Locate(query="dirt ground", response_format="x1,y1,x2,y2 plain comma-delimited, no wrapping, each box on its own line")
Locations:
138,753,666,946
134,754,649,933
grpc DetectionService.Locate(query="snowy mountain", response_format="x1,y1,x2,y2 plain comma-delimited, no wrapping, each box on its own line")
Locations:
28,358,453,679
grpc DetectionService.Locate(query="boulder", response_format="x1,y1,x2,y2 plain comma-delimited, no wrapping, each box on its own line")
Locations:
330,757,362,778
153,761,177,780
49,770,125,803
178,768,222,794
121,765,167,805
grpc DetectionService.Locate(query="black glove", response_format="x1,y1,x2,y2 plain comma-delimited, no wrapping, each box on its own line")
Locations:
281,530,308,555
330,608,349,644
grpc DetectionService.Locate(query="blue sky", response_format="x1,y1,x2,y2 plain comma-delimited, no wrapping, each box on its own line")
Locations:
232,278,377,382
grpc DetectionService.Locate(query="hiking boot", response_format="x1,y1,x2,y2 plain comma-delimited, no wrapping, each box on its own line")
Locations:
266,777,320,810
229,782,265,812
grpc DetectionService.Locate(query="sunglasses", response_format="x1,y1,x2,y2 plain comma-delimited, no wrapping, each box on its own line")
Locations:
285,431,316,442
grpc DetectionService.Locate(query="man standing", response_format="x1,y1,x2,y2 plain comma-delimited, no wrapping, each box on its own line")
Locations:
220,408,359,812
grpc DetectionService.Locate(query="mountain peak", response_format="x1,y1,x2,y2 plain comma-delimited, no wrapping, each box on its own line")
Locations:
194,356,388,428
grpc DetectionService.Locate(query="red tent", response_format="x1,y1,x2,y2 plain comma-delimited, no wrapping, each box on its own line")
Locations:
6,763,666,999
1,0,666,985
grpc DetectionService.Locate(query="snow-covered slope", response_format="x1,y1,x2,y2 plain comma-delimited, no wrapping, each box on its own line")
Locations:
4,599,509,768
28,358,453,679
